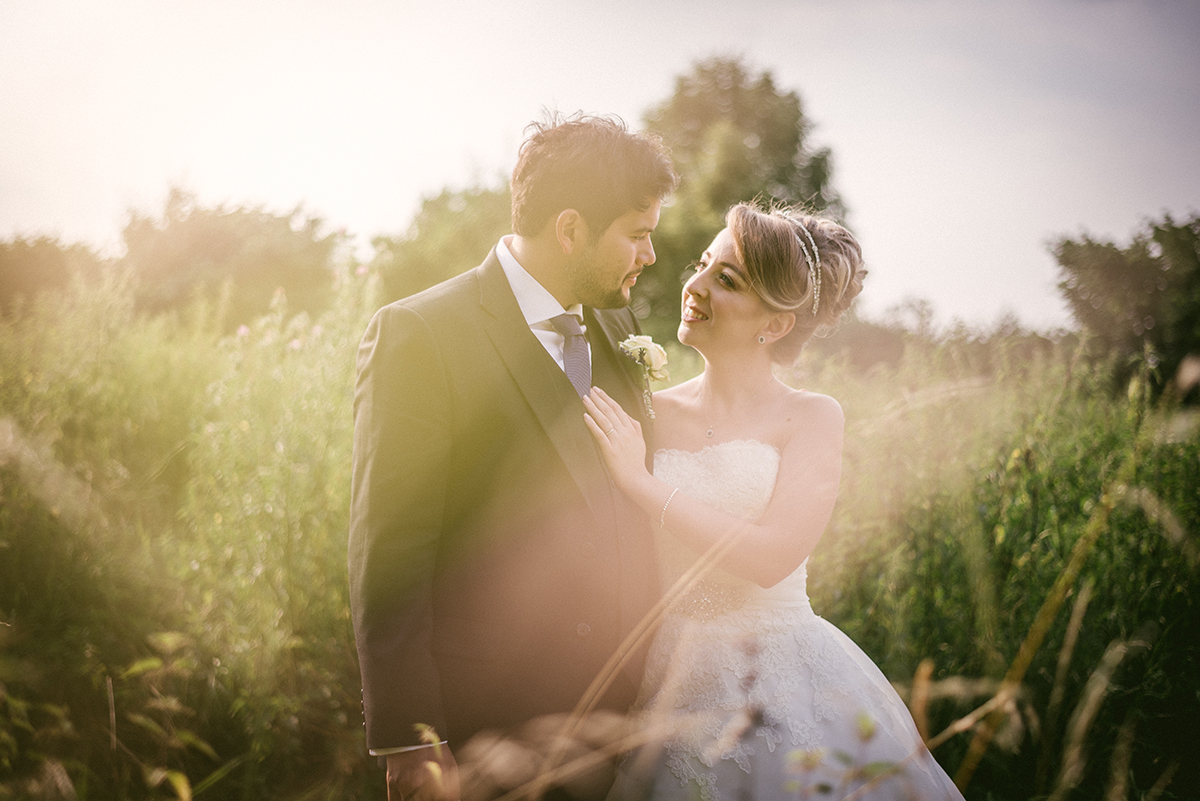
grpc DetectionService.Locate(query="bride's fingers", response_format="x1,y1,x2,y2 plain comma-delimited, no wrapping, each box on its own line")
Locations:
582,396,615,437
590,386,616,409
587,394,629,438
581,393,604,418
583,410,622,448
583,392,612,421
585,394,640,449
589,387,631,428
582,411,607,443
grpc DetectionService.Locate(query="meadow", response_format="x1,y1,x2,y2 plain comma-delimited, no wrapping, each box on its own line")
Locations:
1,263,1196,799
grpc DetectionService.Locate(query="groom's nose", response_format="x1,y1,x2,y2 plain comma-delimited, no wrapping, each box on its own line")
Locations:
640,236,656,267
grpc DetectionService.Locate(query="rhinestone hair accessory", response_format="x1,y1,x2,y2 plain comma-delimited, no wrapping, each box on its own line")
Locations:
794,221,822,317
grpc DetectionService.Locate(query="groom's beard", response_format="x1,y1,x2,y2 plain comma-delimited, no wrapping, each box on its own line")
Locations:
568,247,631,310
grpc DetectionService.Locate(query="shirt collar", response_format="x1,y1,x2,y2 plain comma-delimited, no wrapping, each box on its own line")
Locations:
496,236,584,326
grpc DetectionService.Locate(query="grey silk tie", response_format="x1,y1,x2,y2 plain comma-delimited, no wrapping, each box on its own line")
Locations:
550,313,591,397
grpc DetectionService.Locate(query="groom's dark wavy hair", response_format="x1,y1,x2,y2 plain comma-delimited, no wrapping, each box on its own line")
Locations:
511,113,678,239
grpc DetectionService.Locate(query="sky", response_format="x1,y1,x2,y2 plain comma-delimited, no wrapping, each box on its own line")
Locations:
2,0,1199,330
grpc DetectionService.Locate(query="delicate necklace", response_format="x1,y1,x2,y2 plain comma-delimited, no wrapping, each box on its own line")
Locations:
699,381,766,438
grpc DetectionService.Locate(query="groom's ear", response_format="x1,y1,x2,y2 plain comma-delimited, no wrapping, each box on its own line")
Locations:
555,209,590,255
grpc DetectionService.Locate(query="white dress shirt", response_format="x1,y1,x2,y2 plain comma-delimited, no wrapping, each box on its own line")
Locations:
495,236,591,370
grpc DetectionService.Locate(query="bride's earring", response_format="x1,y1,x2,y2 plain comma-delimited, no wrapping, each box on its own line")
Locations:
758,335,766,344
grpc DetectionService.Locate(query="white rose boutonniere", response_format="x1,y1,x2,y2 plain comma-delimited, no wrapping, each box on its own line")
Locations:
619,335,669,419
620,335,670,382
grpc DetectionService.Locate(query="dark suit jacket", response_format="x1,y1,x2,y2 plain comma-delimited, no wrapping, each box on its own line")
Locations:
349,250,660,750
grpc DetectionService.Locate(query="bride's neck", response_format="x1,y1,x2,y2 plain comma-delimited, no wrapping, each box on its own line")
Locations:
698,355,776,409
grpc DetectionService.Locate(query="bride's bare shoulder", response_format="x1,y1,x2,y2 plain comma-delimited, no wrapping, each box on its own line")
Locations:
786,387,842,412
780,388,844,439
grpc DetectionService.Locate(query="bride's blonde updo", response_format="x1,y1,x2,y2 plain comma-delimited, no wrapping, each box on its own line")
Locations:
726,201,865,364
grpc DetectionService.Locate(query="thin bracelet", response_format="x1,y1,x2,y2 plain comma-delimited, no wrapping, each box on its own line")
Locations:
660,487,680,528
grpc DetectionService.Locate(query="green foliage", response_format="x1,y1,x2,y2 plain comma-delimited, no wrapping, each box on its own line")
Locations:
172,268,375,793
0,236,106,317
803,311,905,372
371,183,512,303
800,329,1199,797
636,56,844,341
123,187,343,328
0,266,226,797
1054,214,1200,398
4,257,1195,798
646,56,841,215
0,258,380,798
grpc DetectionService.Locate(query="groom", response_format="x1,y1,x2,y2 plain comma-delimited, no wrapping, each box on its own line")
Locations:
349,114,678,800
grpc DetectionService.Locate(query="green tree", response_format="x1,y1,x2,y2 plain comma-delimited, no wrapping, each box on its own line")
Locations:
366,58,844,341
637,56,845,340
1054,214,1200,397
371,183,512,303
122,187,341,327
0,236,105,316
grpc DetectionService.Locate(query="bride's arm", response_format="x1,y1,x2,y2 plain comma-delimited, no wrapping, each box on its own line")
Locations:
584,387,843,589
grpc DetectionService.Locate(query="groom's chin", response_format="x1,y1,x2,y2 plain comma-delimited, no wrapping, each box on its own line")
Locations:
591,290,632,310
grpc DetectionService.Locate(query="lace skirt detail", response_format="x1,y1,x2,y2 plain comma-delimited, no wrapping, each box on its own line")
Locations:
615,604,962,801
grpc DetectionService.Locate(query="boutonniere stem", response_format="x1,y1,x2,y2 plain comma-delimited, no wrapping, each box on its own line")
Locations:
619,335,669,420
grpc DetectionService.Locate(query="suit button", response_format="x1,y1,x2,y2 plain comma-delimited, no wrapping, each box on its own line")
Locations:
580,541,597,558
576,623,591,638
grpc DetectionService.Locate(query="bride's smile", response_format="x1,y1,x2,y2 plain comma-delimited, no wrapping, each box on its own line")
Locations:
680,301,707,322
678,228,781,352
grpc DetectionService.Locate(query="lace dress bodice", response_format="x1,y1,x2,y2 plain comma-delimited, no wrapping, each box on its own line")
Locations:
652,439,809,618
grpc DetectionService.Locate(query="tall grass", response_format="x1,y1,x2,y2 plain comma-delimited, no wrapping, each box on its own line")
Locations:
793,330,1198,797
1,273,1195,799
1,266,377,798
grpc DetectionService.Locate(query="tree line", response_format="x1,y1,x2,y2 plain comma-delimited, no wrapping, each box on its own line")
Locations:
3,56,1197,395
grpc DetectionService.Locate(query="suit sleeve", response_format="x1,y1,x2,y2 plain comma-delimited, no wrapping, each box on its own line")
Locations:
349,303,451,750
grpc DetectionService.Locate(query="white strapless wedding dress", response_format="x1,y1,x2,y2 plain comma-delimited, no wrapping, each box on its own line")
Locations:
610,440,963,801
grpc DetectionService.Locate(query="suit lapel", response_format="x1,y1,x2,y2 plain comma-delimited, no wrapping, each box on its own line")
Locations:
477,254,617,532
588,310,651,422
588,308,656,462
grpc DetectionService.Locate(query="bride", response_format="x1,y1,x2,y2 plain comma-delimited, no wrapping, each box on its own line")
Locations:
582,202,963,800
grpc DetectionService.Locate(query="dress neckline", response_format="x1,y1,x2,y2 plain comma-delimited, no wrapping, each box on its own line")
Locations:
654,438,781,460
